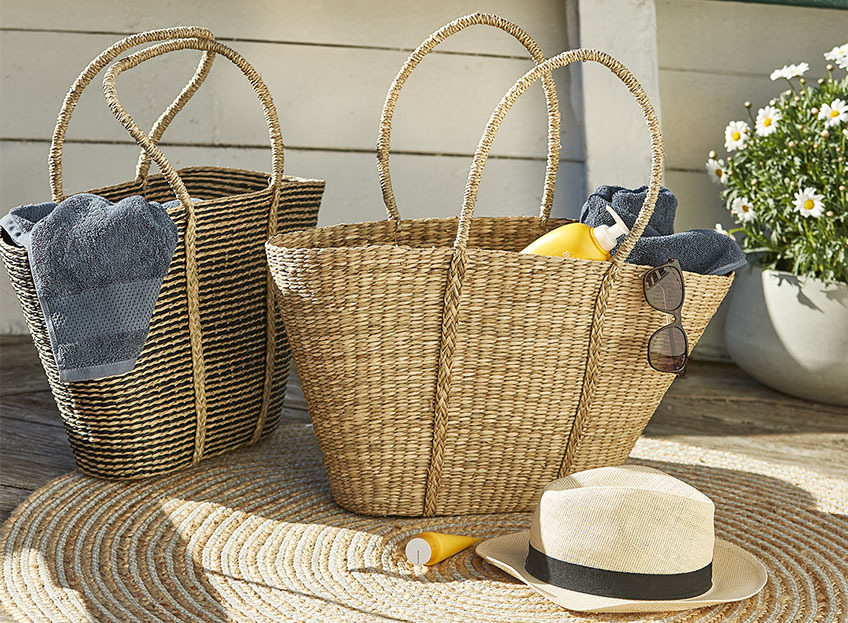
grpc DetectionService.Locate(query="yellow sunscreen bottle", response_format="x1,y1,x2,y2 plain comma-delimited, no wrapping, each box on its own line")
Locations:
405,532,481,566
520,205,630,261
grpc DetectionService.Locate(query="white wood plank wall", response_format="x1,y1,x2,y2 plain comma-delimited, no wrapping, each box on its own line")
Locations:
655,0,847,359
0,0,584,333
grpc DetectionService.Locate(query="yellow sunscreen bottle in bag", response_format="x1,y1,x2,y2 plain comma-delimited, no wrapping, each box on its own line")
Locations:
520,205,629,261
405,532,481,566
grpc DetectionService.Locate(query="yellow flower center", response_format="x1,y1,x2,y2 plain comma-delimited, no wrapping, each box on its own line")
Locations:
804,199,815,210
715,168,723,177
742,204,750,212
763,118,772,127
732,131,742,141
831,109,840,118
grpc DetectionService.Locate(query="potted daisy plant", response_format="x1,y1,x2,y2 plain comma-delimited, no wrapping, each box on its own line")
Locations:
707,44,848,406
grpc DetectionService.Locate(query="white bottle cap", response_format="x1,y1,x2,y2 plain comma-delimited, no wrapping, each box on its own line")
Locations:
405,537,432,565
592,205,630,252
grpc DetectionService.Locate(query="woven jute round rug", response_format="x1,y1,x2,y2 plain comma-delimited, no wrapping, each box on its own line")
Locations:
2,423,846,623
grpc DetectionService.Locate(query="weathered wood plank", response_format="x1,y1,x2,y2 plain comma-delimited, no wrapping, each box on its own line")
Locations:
662,170,727,233
0,335,50,395
0,15,586,335
1,392,62,428
0,31,584,162
0,335,38,362
643,427,848,480
656,0,847,76
0,0,571,57
648,363,848,478
284,371,309,415
0,415,76,491
664,362,848,416
650,395,848,436
0,142,586,226
0,368,50,397
0,484,34,523
0,335,51,396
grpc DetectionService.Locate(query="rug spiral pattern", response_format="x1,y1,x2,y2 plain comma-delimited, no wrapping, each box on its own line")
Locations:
1,424,846,622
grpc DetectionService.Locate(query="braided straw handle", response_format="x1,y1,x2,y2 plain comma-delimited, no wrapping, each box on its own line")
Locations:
135,49,215,184
377,12,562,226
102,37,286,213
49,26,216,203
423,49,664,515
457,49,663,262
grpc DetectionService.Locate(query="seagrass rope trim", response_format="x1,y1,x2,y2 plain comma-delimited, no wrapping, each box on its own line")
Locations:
420,49,665,511
48,26,216,203
376,12,562,227
104,38,286,204
103,37,288,462
423,246,469,516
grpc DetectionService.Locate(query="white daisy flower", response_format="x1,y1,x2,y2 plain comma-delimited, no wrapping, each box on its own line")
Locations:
769,62,810,81
769,67,786,81
819,98,848,127
705,158,728,184
755,106,782,136
793,187,825,218
731,197,757,222
724,120,750,151
769,66,788,81
714,223,733,238
824,43,848,70
793,62,810,76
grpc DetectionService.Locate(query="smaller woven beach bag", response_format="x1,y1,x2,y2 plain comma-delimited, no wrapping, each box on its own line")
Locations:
267,20,734,517
0,30,324,479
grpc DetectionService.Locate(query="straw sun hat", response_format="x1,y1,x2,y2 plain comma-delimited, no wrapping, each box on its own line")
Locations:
476,465,767,613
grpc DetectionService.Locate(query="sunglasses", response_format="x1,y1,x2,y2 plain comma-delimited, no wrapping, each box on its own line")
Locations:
643,259,688,375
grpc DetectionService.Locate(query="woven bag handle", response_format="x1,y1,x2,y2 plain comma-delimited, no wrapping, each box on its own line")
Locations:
422,49,664,516
457,49,663,261
49,26,216,203
134,49,215,185
377,12,562,226
102,37,285,213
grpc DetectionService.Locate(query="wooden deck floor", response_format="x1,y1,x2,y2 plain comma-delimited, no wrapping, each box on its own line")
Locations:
1,334,846,522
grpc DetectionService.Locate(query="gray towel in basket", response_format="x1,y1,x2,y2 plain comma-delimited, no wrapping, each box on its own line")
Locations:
1,194,179,382
579,185,747,276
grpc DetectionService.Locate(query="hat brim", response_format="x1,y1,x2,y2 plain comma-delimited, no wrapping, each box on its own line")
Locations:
476,531,767,613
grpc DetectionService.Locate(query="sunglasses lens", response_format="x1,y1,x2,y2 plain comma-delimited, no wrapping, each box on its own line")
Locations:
644,265,684,311
649,325,687,372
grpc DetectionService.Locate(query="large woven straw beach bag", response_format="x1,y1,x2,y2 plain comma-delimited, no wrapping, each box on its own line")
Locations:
267,16,733,517
0,29,324,479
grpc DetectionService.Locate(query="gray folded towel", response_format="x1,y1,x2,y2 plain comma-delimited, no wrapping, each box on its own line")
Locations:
579,185,746,276
1,194,179,382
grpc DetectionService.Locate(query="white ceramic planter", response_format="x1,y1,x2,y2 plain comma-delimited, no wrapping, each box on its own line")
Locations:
724,265,848,406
